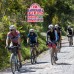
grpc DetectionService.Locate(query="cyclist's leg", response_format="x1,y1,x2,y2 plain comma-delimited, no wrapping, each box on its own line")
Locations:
60,37,62,48
52,48,56,64
54,44,58,61
72,36,73,45
54,48,58,61
13,43,22,63
30,43,33,54
33,42,38,56
58,40,61,52
57,41,59,52
50,47,55,64
35,45,38,62
17,49,22,67
59,34,61,47
18,49,22,61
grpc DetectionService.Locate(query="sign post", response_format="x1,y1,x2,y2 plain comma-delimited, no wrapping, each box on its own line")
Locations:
27,3,44,22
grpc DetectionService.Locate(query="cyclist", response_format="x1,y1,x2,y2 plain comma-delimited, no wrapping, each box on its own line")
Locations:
55,24,62,50
67,25,73,45
6,25,22,68
27,29,37,45
46,24,59,61
27,29,38,63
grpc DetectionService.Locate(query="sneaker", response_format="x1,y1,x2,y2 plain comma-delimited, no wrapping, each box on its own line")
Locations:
55,57,58,61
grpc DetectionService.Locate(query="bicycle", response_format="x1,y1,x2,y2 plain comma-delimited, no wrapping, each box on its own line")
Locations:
68,35,73,46
30,43,37,64
47,42,57,65
8,46,21,74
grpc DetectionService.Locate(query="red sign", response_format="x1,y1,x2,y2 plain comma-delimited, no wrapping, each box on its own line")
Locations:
27,3,44,22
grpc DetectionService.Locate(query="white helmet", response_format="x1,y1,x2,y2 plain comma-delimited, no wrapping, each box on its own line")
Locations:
68,25,71,28
29,29,34,33
48,24,54,29
55,24,59,28
9,25,16,30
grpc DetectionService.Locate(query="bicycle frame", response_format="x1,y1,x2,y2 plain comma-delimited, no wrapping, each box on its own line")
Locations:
8,46,20,74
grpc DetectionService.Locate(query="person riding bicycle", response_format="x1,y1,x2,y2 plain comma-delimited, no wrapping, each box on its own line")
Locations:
46,24,59,61
67,25,73,45
6,25,22,68
27,29,38,63
27,29,37,45
55,24,62,49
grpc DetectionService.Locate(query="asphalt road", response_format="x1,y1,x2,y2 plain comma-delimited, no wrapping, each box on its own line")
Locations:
0,37,74,74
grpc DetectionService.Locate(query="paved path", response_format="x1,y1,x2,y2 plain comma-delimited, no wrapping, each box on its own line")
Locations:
0,37,74,74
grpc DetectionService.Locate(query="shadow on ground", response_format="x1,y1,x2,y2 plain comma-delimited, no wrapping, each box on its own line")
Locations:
56,63,72,65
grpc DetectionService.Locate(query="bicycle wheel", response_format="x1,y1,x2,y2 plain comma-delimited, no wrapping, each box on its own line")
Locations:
50,49,56,65
10,54,17,74
31,49,34,64
17,60,20,71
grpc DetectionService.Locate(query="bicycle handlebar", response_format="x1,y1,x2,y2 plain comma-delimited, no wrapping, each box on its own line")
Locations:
7,46,19,50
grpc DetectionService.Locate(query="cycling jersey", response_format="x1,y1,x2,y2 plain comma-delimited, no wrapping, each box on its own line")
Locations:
56,27,61,41
28,33,37,43
7,30,20,43
67,28,73,35
46,30,58,42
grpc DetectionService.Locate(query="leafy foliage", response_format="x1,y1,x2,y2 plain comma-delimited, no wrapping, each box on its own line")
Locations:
0,0,74,70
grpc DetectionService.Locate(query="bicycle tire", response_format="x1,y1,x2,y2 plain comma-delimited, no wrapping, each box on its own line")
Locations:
50,49,56,65
31,49,34,64
10,54,17,74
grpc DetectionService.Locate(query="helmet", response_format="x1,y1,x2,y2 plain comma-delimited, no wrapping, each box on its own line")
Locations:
68,25,71,28
48,24,54,29
9,25,16,30
29,29,34,33
55,24,59,29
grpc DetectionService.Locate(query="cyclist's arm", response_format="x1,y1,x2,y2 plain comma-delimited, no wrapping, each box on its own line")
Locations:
72,28,73,36
18,33,21,45
18,37,21,45
60,30,62,39
27,37,29,44
35,37,37,43
27,34,30,44
6,36,10,47
46,32,51,42
46,33,48,42
67,30,69,36
55,30,58,42
35,34,37,43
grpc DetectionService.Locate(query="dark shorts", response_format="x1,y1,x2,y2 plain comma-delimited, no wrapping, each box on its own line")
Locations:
13,43,18,46
30,41,37,47
13,43,21,50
